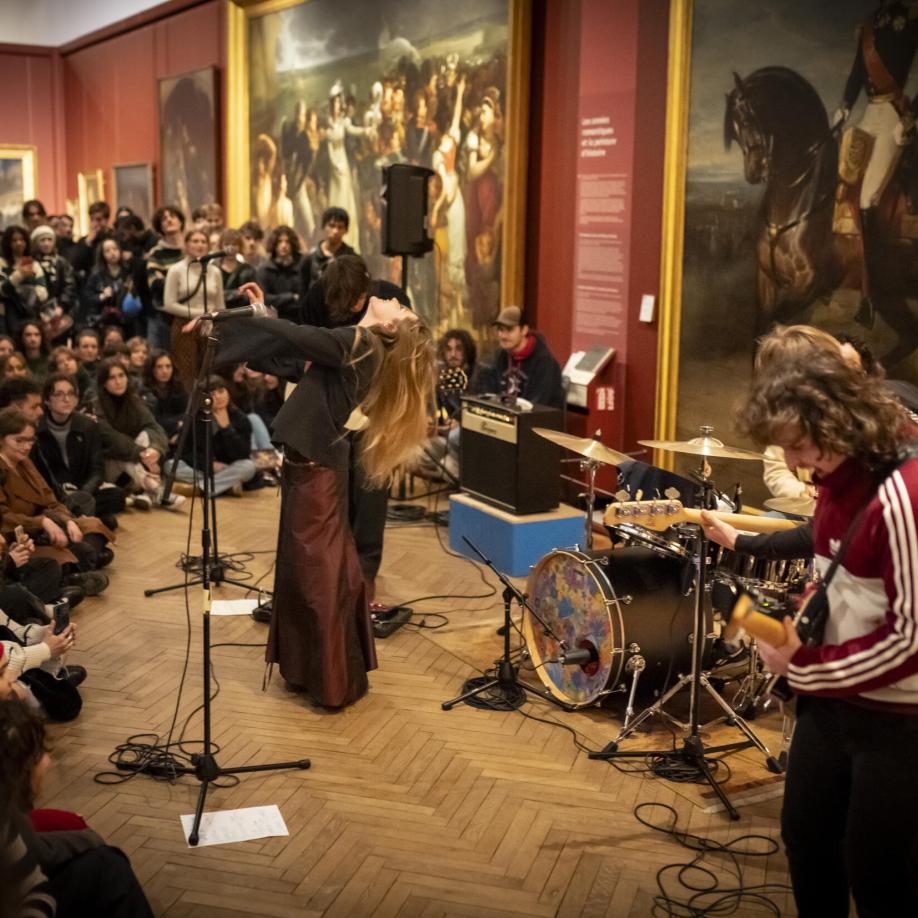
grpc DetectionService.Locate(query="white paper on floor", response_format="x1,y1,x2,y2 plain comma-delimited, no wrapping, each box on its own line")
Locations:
210,598,260,616
180,805,289,848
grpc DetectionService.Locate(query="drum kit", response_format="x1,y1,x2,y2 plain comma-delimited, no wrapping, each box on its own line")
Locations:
518,426,810,818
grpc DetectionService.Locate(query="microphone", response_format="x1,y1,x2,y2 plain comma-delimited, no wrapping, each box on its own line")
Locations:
202,302,269,322
200,250,226,264
557,646,598,666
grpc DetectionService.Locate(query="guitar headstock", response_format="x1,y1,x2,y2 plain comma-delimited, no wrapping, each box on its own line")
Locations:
604,499,686,531
437,366,469,393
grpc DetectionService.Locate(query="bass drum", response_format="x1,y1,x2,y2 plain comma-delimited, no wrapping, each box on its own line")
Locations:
522,546,701,708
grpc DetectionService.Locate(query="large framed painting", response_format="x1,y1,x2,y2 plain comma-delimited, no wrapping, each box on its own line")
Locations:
227,0,531,332
0,145,37,230
77,169,105,236
657,0,918,502
158,66,220,218
113,162,155,224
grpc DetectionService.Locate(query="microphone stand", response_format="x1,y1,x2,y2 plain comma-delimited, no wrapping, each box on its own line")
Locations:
144,261,255,598
126,324,309,844
441,536,574,713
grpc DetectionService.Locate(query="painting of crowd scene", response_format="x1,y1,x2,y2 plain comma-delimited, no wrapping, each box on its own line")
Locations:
246,0,511,330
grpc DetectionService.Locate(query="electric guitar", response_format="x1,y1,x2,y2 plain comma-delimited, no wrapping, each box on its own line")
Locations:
603,499,801,534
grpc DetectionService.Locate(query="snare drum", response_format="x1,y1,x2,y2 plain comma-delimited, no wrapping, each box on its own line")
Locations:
522,546,706,707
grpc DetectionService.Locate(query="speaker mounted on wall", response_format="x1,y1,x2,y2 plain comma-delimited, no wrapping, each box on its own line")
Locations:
381,163,435,257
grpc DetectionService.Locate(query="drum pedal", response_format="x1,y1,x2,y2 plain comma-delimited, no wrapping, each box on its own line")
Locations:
372,604,413,638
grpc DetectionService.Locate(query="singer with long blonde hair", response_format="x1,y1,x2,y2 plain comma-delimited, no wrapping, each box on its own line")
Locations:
213,281,435,708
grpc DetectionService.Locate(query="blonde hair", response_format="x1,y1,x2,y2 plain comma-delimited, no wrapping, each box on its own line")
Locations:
354,320,436,486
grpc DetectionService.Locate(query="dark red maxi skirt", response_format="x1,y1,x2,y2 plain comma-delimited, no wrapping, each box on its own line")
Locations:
267,451,378,707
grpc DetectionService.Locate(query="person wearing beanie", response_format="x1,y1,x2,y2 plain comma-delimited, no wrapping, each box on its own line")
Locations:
30,225,77,345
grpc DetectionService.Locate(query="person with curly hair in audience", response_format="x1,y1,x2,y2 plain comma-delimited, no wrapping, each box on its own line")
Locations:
0,692,154,915
257,224,303,319
141,350,187,442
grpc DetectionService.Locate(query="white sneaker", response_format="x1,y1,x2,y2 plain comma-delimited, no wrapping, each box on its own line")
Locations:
132,494,153,511
160,493,186,511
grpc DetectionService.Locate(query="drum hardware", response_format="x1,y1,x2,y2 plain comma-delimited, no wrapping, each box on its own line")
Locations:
442,537,577,714
534,427,628,551
622,650,646,729
588,460,784,821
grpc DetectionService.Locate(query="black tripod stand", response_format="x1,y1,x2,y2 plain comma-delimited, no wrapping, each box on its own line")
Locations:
136,326,309,844
587,477,781,820
441,537,574,713
142,349,256,599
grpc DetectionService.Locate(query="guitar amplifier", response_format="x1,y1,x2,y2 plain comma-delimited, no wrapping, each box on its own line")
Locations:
459,396,563,514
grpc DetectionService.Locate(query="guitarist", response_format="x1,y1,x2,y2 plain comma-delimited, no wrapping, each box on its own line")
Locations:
732,326,918,918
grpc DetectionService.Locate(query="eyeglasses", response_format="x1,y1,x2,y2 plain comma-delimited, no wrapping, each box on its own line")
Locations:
12,436,35,445
50,391,77,400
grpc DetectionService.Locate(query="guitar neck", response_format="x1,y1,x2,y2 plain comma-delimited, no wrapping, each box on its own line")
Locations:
679,507,800,533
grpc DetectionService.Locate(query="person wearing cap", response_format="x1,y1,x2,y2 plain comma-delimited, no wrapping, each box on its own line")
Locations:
30,226,77,345
472,306,564,408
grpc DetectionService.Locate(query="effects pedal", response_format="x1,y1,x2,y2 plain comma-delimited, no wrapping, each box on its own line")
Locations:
371,603,413,638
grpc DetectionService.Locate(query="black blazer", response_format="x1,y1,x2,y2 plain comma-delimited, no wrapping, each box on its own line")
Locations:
216,318,376,470
35,413,106,494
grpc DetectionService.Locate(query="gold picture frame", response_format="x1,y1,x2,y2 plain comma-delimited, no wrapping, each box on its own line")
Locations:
226,0,531,324
77,169,105,236
0,144,37,230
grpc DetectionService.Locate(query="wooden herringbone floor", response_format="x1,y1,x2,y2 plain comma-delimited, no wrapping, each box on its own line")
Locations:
41,487,796,916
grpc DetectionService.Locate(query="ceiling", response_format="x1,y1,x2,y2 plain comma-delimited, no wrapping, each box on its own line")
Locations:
0,0,166,47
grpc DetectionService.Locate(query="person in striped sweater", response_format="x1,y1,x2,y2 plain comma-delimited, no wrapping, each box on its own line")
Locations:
739,326,918,917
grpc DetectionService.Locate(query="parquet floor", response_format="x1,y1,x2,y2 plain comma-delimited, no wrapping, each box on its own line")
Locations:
41,487,796,916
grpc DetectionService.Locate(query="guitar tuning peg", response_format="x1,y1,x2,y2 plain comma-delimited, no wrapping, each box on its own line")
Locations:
653,489,662,500
614,489,630,503
664,487,680,500
634,489,643,502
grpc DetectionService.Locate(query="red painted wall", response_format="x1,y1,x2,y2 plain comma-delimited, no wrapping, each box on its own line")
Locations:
528,0,669,454
0,44,67,211
62,0,226,210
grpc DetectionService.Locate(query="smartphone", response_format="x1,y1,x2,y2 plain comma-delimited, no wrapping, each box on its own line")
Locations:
52,599,70,636
14,525,26,545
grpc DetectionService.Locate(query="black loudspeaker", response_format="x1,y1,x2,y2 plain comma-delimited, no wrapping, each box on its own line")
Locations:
381,163,435,257
459,395,563,515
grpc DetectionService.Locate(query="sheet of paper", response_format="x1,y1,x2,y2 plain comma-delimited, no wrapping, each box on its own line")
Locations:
210,598,260,617
180,804,288,848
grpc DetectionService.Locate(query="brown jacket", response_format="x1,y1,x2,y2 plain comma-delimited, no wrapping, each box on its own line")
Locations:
0,457,114,564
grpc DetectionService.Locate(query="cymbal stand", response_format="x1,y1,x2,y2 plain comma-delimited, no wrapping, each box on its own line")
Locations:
442,536,575,713
587,466,783,820
579,457,601,550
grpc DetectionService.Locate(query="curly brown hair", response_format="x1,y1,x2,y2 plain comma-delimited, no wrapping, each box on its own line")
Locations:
0,698,47,810
266,224,302,261
737,328,908,469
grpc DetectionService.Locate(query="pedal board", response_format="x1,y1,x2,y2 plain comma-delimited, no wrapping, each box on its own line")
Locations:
372,605,413,638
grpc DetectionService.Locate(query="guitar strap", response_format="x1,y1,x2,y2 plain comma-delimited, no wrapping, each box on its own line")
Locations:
801,443,918,642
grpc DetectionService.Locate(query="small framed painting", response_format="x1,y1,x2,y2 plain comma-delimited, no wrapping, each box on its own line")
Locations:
0,145,37,230
113,162,155,224
77,169,105,236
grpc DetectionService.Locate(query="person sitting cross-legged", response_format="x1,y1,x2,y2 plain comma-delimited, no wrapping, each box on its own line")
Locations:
170,375,258,497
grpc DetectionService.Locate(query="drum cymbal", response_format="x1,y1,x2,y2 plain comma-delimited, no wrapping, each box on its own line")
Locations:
533,428,630,466
764,496,816,518
638,433,767,461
